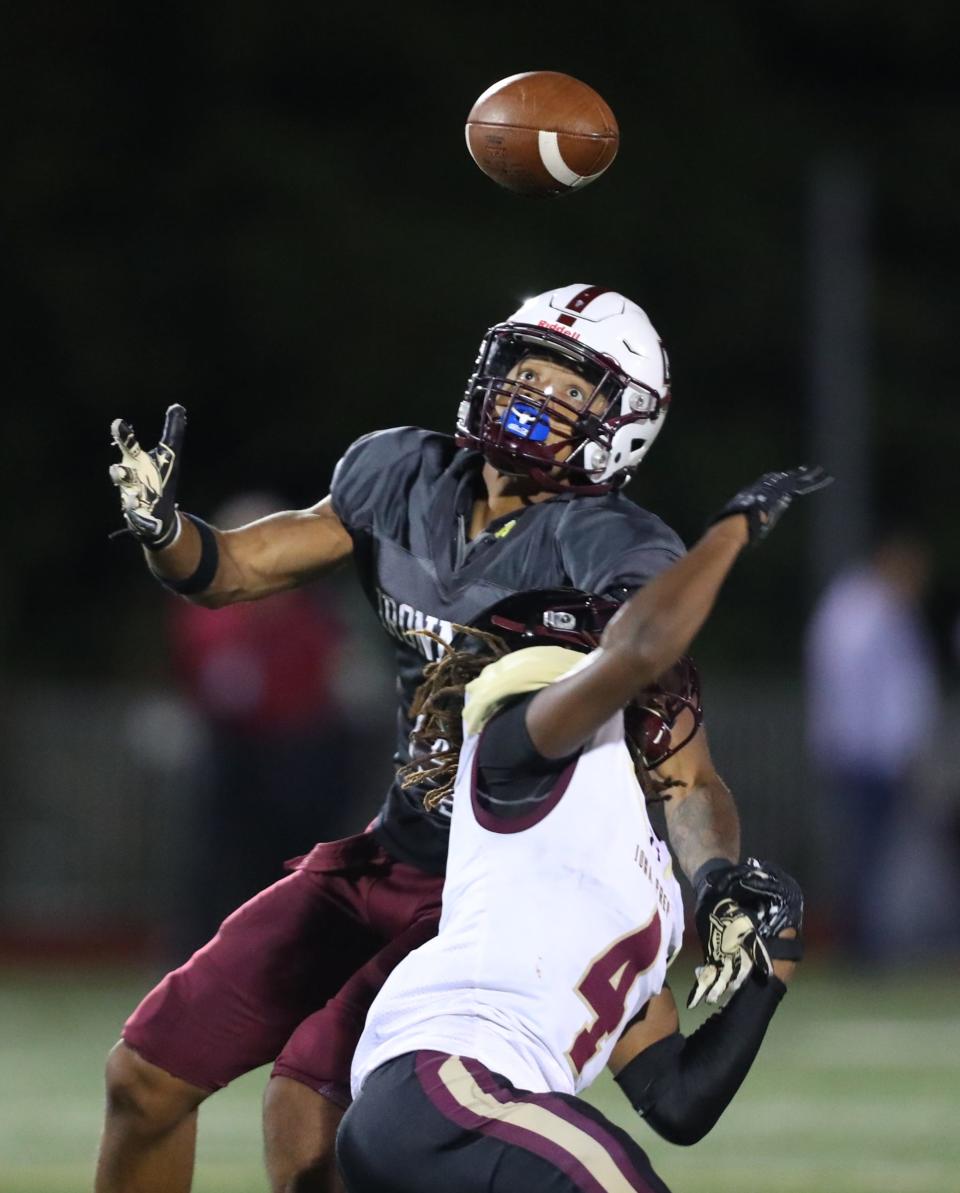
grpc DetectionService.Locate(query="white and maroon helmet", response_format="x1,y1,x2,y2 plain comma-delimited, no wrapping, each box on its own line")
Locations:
457,283,671,493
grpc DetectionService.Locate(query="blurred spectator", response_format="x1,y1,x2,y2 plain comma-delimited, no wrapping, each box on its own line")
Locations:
168,493,352,953
805,531,939,963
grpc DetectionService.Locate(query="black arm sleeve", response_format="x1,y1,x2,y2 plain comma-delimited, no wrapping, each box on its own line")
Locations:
475,695,578,819
614,975,787,1145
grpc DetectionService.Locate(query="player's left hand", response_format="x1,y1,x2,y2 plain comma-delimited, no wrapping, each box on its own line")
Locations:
687,857,804,1009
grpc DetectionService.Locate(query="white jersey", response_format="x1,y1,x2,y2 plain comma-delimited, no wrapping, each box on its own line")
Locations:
352,646,684,1099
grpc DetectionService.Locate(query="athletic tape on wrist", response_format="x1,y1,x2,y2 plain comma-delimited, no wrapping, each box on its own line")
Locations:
155,514,220,595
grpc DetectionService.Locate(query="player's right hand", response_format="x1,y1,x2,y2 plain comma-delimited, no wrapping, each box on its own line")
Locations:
109,404,187,549
709,465,833,544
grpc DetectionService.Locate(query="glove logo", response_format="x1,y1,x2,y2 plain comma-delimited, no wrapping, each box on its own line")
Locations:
502,402,550,442
688,857,803,1009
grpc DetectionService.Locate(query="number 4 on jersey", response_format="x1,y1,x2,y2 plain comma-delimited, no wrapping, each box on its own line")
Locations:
567,915,662,1076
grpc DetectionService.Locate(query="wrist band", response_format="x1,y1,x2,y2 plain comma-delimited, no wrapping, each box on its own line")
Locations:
765,935,804,962
692,856,732,902
154,513,220,595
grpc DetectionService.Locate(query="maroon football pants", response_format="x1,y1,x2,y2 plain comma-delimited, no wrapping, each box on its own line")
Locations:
123,831,443,1106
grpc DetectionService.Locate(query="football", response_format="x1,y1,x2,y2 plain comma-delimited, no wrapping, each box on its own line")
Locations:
465,71,619,198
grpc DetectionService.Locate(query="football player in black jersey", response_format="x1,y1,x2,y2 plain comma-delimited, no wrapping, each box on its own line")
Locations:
99,285,787,1193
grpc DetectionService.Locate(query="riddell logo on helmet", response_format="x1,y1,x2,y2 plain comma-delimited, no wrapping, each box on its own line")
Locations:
537,319,581,341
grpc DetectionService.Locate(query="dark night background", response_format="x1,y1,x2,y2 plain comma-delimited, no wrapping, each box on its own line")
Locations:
5,1,959,684
2,6,960,1186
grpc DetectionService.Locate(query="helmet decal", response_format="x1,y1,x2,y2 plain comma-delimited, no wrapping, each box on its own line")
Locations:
477,588,621,653
556,284,612,326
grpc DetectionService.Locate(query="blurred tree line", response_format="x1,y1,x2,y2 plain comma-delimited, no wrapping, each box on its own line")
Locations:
4,1,959,682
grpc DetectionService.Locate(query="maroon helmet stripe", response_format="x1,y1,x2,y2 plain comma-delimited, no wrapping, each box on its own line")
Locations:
561,286,611,324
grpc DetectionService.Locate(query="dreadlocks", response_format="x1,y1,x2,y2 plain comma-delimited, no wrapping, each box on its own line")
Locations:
398,625,685,812
398,625,511,811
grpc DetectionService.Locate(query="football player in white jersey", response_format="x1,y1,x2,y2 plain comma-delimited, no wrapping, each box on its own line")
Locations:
338,467,822,1193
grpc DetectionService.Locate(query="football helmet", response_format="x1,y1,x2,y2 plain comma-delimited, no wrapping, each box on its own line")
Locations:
473,589,701,766
457,284,671,494
626,653,702,768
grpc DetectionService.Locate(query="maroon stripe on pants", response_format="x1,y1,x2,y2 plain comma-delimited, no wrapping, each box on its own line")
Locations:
414,1051,659,1193
462,1056,660,1193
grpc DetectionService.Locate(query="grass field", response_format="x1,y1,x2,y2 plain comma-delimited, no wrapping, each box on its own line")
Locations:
1,960,957,1193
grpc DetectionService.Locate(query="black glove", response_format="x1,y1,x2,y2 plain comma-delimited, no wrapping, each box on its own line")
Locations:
109,404,187,549
687,857,804,1009
708,465,833,544
719,857,805,961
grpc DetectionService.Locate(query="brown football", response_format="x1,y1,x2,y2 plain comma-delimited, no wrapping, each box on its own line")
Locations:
465,71,619,198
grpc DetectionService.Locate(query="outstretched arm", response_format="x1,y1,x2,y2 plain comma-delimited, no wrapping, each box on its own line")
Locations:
525,466,831,760
109,405,354,606
145,497,353,608
526,517,748,758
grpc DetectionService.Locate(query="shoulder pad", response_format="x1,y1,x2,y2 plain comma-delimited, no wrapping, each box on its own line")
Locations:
463,645,586,736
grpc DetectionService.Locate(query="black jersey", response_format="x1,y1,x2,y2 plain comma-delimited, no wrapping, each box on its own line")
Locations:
330,426,684,872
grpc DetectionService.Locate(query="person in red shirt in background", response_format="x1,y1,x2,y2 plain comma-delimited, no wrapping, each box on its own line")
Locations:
168,493,353,952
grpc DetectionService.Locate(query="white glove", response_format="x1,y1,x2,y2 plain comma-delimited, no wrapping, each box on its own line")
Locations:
109,404,186,548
